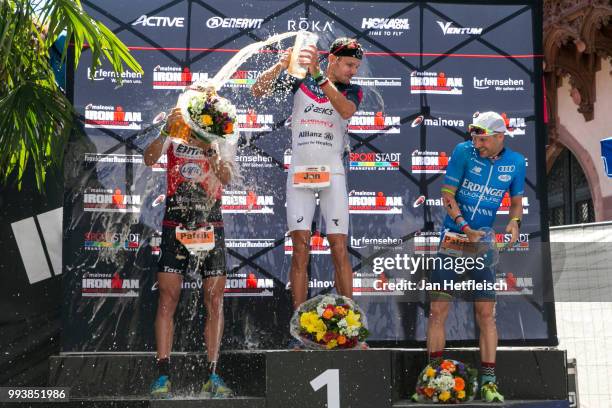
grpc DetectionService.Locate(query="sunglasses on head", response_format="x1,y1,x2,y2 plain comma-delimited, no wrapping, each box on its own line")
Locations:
468,124,498,137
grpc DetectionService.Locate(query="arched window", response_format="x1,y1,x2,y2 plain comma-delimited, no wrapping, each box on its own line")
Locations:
548,148,594,226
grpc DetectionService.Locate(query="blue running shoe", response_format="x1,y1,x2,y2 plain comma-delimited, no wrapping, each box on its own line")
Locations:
150,375,171,398
201,373,234,398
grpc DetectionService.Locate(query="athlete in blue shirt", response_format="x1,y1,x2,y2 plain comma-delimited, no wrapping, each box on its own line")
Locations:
427,111,525,403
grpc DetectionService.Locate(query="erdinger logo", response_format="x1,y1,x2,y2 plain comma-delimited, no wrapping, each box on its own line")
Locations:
461,180,505,197
414,231,441,254
153,66,209,89
221,190,274,214
348,191,403,214
132,15,185,27
410,71,463,95
84,104,142,130
350,235,403,249
224,273,274,297
84,231,140,251
284,231,330,255
497,193,529,215
412,195,443,208
304,104,334,116
498,273,533,295
349,111,400,134
411,115,465,128
496,233,530,252
284,149,292,171
288,18,334,32
437,21,483,35
411,150,448,173
206,16,263,29
87,67,142,84
180,163,202,179
226,70,262,88
82,272,139,297
349,152,400,171
351,77,402,87
237,109,274,132
83,188,141,213
473,77,525,92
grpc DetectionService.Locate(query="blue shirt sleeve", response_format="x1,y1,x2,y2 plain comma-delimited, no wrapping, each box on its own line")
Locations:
443,143,469,187
509,154,526,197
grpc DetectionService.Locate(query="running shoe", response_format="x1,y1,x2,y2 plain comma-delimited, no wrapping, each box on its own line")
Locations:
201,373,234,398
150,375,171,398
481,382,504,402
287,337,304,350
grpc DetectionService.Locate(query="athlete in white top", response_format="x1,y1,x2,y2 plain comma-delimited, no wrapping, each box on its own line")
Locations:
252,38,363,317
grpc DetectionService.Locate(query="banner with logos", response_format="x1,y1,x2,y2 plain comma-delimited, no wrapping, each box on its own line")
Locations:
63,0,554,351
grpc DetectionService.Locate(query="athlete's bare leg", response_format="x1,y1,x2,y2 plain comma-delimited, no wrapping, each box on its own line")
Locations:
290,230,311,309
155,272,183,359
327,233,352,298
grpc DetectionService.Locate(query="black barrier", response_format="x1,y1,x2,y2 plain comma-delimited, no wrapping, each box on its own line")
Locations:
62,0,555,351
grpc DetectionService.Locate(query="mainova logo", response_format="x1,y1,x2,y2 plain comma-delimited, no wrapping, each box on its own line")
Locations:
132,15,184,28
436,21,483,35
207,16,264,29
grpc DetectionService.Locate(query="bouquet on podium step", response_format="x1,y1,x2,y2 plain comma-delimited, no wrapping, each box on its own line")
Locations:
413,359,478,403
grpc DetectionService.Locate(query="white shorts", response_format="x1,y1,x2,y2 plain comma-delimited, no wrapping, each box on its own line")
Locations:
286,172,349,235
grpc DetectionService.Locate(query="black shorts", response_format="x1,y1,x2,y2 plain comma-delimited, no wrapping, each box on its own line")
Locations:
158,225,227,279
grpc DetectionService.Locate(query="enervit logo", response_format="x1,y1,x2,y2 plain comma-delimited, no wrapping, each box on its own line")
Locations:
473,77,525,92
288,18,334,32
153,66,209,90
237,109,274,132
206,16,263,29
82,272,139,297
362,17,410,30
285,232,330,255
412,195,443,208
411,150,448,174
10,208,62,284
349,111,400,134
86,67,142,84
132,15,184,27
221,190,274,214
410,115,465,128
351,236,403,249
436,21,483,35
84,104,142,130
236,154,274,169
351,77,402,87
349,152,400,171
348,191,403,214
83,188,141,213
410,71,463,95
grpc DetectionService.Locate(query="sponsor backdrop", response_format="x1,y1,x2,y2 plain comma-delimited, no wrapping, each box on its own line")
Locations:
63,0,554,351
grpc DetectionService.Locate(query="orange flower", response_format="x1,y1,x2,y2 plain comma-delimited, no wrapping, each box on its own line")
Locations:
335,306,347,316
440,360,456,373
337,335,347,345
423,387,435,398
223,122,234,134
453,377,465,392
322,309,334,319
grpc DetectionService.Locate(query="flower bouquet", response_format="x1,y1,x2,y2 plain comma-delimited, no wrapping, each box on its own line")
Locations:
290,294,369,349
413,359,478,403
176,81,238,143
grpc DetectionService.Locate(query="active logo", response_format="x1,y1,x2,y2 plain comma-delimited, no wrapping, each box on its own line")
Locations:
207,16,263,29
436,21,483,35
410,71,463,95
132,15,185,28
84,104,142,130
411,150,448,173
221,190,274,214
83,188,141,213
348,111,400,134
348,191,403,214
473,76,525,92
153,66,209,89
349,152,400,171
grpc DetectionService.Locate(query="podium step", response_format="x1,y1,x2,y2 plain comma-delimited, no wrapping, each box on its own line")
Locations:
1,396,265,408
395,399,570,408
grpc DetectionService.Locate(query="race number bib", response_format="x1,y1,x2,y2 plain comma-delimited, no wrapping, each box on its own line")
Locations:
439,231,479,258
292,165,331,189
175,226,215,252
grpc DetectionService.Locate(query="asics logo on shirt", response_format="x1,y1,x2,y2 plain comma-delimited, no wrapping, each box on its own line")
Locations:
304,103,334,115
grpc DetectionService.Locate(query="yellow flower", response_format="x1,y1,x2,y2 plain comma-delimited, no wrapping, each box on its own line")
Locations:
200,114,213,126
345,310,362,329
439,391,451,402
335,306,347,316
426,367,436,378
457,390,466,399
326,339,338,349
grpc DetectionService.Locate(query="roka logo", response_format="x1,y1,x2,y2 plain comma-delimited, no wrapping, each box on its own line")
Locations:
132,15,185,27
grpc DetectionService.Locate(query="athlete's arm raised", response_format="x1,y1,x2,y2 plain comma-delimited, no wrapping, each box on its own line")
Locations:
144,109,180,166
251,48,291,98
